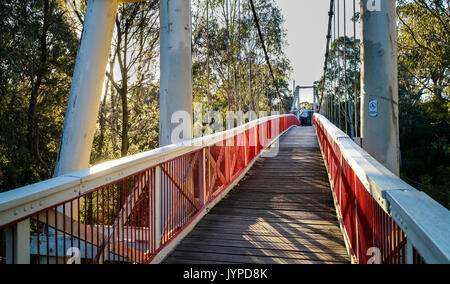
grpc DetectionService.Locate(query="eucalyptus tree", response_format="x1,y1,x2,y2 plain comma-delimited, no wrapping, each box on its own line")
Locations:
0,0,79,190
192,0,292,114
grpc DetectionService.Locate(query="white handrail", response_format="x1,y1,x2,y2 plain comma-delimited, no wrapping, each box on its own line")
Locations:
314,113,450,264
0,114,294,228
314,114,417,212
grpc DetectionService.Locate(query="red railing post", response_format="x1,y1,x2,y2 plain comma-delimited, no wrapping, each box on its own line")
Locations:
202,149,207,205
155,166,162,251
225,139,230,183
244,130,249,166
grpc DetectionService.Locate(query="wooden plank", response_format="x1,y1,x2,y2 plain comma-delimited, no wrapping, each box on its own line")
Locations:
186,228,345,243
201,213,342,226
174,244,349,263
208,207,338,220
221,195,333,203
184,232,346,248
167,251,345,264
186,226,345,240
195,219,343,233
180,237,348,254
232,188,331,193
216,200,335,212
164,257,240,264
191,224,344,239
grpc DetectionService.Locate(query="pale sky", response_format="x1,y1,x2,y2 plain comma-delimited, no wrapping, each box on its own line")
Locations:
276,0,361,103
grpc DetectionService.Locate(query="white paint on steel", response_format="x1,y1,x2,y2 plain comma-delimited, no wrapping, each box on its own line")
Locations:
159,0,193,146
5,219,30,264
387,190,450,264
315,114,414,212
54,0,119,176
360,0,400,176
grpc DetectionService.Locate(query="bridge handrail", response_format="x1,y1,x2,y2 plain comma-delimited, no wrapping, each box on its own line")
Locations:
0,114,299,264
0,114,291,227
313,113,450,264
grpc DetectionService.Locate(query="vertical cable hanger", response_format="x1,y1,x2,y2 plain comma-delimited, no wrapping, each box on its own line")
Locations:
337,0,342,130
318,0,335,113
353,0,358,138
327,43,332,120
248,0,289,113
206,0,210,110
328,12,335,120
328,40,333,119
248,1,252,112
238,0,242,111
333,0,337,124
344,0,349,135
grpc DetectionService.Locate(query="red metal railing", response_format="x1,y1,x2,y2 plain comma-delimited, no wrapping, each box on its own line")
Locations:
24,167,158,264
314,114,426,264
0,115,299,264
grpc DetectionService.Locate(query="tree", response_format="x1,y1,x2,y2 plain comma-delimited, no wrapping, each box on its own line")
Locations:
0,0,292,193
0,0,78,191
192,0,292,115
105,1,160,157
397,0,449,208
316,36,361,137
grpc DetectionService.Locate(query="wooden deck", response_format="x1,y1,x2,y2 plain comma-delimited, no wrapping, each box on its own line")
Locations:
164,126,349,264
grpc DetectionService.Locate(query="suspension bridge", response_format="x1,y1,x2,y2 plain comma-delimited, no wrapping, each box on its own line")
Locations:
0,0,449,265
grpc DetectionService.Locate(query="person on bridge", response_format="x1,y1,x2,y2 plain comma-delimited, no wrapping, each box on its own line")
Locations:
300,107,309,126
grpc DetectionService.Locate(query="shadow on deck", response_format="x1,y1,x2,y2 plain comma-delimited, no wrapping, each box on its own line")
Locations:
163,126,349,264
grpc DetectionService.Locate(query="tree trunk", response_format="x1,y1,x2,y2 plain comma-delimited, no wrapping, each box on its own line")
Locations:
120,29,129,157
27,0,51,178
120,85,129,157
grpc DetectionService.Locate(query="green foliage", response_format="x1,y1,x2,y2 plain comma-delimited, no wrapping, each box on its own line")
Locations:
192,0,292,114
0,0,291,193
0,0,78,191
90,1,161,162
397,0,449,208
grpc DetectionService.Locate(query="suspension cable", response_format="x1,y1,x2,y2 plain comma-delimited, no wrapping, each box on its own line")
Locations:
337,0,341,129
206,0,210,109
344,0,349,135
248,0,289,113
238,0,242,111
321,0,358,135
332,0,336,124
318,0,335,113
353,0,358,137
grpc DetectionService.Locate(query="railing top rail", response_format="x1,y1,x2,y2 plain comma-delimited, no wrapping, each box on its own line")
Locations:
314,114,418,211
314,113,450,264
0,114,294,228
387,190,450,264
